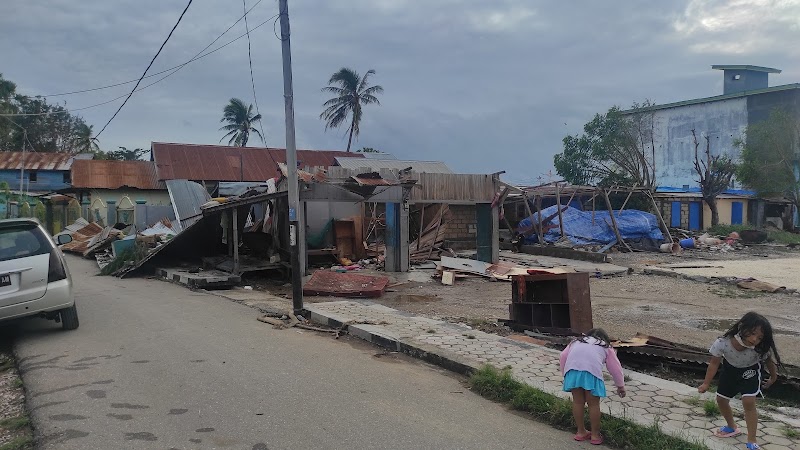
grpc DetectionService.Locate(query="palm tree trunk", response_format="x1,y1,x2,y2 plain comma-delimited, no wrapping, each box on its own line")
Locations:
346,117,355,152
241,129,248,147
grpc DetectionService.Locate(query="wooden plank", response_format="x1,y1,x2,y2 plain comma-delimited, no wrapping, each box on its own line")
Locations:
602,189,632,252
441,271,455,285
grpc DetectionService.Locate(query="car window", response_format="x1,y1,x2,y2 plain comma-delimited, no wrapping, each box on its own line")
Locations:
0,223,51,262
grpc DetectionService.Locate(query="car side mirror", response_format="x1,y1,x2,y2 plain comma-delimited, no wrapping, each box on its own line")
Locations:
56,234,73,245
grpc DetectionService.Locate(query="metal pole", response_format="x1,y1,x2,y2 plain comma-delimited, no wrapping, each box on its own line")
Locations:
19,130,26,198
278,0,303,314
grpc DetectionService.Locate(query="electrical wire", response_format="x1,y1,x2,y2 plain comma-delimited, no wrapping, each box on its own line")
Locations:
243,0,267,145
93,0,195,138
39,0,266,98
0,14,278,118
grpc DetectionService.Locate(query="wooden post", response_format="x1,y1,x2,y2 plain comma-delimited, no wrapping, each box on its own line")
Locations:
233,208,240,275
602,189,632,252
416,204,425,251
534,194,545,244
647,191,673,243
617,186,637,216
555,183,565,239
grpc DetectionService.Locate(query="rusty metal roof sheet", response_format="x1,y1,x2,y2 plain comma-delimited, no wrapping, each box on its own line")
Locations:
334,157,453,174
69,160,164,190
151,142,363,182
0,151,83,171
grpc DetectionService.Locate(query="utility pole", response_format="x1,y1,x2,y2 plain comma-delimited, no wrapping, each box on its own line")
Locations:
19,129,26,198
278,0,303,314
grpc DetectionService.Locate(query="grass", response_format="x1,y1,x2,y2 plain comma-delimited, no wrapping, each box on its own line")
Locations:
0,436,33,450
10,378,22,389
709,286,762,299
703,399,720,417
683,397,702,407
470,365,709,450
783,425,799,439
0,416,28,431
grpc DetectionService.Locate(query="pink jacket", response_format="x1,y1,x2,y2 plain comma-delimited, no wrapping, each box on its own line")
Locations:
559,337,625,388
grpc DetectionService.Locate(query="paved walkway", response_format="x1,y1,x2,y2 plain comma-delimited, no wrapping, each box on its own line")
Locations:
305,301,800,450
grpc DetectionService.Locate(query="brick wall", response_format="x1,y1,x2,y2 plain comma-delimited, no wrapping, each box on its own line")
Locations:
443,204,477,241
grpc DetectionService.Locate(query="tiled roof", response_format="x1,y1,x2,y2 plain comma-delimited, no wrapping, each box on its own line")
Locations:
70,160,164,190
0,151,86,171
151,142,364,182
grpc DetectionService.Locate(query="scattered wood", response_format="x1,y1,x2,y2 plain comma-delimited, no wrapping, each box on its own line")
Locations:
410,204,452,262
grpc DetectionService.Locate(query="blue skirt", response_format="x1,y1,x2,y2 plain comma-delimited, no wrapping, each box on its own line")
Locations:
563,370,607,397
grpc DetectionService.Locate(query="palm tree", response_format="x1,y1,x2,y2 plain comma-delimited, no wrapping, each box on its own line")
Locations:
320,68,383,152
219,98,263,147
72,123,99,153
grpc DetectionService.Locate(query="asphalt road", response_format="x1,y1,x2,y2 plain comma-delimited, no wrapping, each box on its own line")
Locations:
13,256,599,449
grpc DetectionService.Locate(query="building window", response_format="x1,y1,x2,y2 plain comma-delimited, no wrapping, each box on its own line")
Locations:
29,171,37,183
63,172,71,184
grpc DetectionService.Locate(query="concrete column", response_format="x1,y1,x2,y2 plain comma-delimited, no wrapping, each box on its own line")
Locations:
106,200,116,227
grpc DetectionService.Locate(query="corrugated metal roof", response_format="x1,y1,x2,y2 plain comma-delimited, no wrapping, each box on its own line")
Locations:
166,180,212,231
70,160,164,190
334,157,453,174
0,151,80,171
151,142,363,182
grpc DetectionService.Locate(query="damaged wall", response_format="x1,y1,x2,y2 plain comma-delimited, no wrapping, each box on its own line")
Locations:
443,204,478,246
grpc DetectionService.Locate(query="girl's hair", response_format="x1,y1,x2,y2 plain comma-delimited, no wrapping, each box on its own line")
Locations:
578,328,611,348
723,311,782,367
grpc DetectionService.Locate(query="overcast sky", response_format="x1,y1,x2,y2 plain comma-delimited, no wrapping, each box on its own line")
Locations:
3,0,800,185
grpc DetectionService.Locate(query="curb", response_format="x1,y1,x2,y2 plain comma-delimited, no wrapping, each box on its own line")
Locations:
156,268,241,290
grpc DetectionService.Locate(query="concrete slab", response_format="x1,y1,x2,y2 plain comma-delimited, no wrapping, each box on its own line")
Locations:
156,268,240,290
499,250,630,276
653,257,800,291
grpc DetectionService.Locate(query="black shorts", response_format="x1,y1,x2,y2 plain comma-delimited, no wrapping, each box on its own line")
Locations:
717,360,761,399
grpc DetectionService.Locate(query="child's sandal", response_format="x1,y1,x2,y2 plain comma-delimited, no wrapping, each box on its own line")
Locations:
746,443,761,450
714,426,741,438
590,434,603,445
573,432,591,441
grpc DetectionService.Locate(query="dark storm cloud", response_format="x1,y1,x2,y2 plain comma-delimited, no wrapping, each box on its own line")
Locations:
2,0,800,184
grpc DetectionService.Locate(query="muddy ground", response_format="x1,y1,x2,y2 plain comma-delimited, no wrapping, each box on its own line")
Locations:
252,243,800,367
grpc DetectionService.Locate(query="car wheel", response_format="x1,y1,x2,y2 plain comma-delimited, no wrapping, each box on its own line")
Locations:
60,304,79,330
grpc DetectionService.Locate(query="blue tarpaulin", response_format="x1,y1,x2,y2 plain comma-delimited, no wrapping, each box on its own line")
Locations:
518,205,664,245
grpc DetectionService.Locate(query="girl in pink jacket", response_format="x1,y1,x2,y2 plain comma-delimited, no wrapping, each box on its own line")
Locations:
559,328,626,445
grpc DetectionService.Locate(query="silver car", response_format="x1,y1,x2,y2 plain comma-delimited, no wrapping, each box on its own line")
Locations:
0,218,78,330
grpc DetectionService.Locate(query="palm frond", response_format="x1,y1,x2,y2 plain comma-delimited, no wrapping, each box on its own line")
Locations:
358,69,376,92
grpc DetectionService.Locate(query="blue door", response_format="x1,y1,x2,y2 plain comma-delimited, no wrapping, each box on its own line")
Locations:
689,202,702,230
671,202,682,227
731,201,743,225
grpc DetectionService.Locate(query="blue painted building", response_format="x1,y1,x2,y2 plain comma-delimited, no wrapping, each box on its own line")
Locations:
0,152,92,194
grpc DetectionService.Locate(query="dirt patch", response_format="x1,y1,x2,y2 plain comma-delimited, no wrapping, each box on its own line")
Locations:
0,331,33,449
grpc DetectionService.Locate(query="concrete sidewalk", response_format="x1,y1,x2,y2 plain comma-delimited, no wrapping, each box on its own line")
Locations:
306,301,799,450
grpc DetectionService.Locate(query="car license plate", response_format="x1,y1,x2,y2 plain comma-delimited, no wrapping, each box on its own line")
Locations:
0,275,10,287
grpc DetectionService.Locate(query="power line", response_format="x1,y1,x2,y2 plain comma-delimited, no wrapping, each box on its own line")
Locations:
94,0,195,139
39,0,266,98
1,13,279,118
243,0,267,144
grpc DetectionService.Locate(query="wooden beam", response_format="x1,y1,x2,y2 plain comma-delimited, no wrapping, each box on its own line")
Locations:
534,194,545,244
647,191,673,243
416,204,425,251
617,185,637,216
602,189,632,252
233,207,240,275
556,183,565,239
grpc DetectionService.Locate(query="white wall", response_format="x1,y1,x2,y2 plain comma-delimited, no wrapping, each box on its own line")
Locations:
651,97,747,188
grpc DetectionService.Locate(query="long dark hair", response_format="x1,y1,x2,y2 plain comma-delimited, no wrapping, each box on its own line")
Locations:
723,311,782,367
578,328,611,348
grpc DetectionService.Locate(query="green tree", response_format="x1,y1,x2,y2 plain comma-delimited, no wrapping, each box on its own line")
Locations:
219,98,263,147
0,73,95,153
691,129,737,227
737,107,800,212
320,68,383,152
72,123,99,153
95,146,148,161
554,102,657,189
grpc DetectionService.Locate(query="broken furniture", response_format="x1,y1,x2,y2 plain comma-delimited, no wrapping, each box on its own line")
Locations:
508,272,593,333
